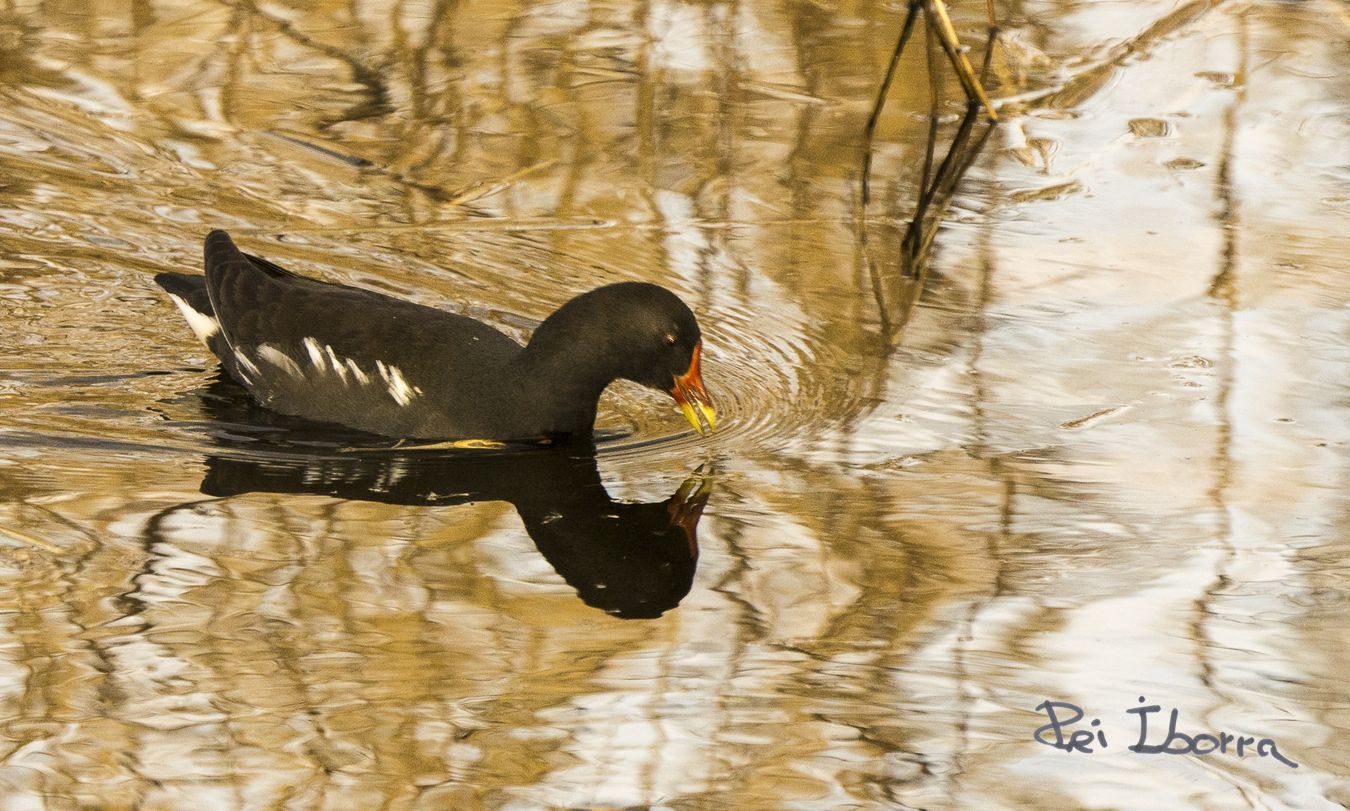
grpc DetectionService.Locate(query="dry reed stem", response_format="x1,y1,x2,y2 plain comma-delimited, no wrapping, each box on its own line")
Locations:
926,0,999,121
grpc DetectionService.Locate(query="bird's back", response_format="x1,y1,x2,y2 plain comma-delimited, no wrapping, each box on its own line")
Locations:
166,230,527,438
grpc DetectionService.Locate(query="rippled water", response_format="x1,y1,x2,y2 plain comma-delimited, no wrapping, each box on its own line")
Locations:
0,0,1347,807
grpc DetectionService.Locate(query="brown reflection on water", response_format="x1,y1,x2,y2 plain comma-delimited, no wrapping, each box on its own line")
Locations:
0,0,1347,807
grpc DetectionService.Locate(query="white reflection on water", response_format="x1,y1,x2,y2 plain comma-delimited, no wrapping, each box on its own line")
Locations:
0,0,1346,808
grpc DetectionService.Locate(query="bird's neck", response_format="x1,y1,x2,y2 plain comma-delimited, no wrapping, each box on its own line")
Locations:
509,320,623,436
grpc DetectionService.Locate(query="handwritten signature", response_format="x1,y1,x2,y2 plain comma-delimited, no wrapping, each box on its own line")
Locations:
1033,698,1298,769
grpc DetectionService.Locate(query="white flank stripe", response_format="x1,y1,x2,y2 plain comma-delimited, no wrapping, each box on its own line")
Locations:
257,344,304,378
232,351,257,384
303,337,325,368
167,294,219,346
345,358,369,384
385,365,421,406
324,345,349,383
234,351,261,378
299,339,372,387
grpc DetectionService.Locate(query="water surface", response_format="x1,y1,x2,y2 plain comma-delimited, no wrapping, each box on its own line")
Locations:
0,0,1346,807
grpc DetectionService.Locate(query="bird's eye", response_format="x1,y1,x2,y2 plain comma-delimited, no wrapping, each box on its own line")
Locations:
663,333,678,346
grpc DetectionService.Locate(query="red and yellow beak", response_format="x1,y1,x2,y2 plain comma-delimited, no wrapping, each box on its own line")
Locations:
669,341,717,435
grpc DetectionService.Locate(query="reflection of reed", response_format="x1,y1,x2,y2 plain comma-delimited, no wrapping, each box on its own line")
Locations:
861,3,999,341
1192,3,1246,696
9,1,1337,803
860,0,996,206
238,0,392,123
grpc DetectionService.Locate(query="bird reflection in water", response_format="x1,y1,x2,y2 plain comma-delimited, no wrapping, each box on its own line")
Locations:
184,376,712,619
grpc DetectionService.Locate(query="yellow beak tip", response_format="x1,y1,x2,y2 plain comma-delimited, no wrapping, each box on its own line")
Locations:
679,402,717,436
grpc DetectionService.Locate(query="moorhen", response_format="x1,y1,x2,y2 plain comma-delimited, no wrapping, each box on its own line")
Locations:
155,230,717,441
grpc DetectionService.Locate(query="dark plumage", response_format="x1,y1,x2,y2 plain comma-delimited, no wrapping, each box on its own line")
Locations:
197,441,709,619
155,230,716,440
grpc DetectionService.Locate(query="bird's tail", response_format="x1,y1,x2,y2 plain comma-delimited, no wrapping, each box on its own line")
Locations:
154,272,219,348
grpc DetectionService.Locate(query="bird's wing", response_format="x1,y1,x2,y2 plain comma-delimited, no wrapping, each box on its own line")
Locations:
201,230,523,437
